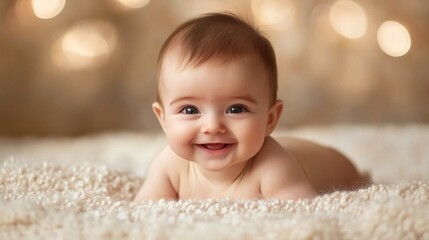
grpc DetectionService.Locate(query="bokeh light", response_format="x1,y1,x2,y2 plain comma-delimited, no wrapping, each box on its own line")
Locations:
251,0,296,30
14,0,35,25
329,0,367,39
52,20,118,70
115,0,151,9
31,0,66,19
377,21,411,57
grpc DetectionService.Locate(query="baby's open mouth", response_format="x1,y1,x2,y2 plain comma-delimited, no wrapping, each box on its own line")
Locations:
200,143,230,151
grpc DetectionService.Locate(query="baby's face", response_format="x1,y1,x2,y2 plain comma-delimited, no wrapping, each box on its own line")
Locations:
155,55,274,171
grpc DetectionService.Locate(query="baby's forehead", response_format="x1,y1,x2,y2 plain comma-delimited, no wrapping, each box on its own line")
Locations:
159,53,270,94
160,49,264,75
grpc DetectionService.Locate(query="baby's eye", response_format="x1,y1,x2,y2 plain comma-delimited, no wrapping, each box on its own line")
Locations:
226,105,248,114
179,106,200,114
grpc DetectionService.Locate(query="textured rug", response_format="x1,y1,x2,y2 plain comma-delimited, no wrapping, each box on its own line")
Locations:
1,125,429,239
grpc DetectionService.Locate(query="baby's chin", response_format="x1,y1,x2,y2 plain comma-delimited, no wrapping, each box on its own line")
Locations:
171,147,255,172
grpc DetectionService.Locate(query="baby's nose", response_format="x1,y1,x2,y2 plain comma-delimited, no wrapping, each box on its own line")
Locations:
201,114,226,134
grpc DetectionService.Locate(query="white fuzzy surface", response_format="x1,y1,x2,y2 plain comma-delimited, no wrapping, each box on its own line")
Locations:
1,125,429,239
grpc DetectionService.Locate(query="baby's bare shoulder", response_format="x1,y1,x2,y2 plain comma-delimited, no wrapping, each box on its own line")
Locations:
155,145,181,165
134,145,182,201
254,137,317,200
151,146,185,180
253,137,298,171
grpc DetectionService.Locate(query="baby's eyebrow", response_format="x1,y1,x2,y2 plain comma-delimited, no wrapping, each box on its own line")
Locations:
229,95,257,104
169,96,198,106
169,95,258,106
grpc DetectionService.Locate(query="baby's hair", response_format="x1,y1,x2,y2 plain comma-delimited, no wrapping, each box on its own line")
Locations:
157,12,278,105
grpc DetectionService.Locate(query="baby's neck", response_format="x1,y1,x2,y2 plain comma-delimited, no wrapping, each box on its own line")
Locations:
189,159,253,189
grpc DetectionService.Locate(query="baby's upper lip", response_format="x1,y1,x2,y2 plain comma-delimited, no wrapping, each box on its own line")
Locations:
195,144,235,148
195,140,235,145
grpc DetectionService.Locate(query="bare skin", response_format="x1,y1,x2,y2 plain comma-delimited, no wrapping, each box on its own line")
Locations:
276,136,369,194
134,136,368,201
133,53,370,202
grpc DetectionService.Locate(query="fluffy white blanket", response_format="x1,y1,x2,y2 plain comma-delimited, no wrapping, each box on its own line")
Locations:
1,125,428,239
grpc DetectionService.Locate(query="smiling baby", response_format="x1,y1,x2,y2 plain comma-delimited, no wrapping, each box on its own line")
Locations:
134,13,368,201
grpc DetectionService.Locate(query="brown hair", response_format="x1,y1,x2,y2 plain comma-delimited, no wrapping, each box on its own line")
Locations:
157,13,278,105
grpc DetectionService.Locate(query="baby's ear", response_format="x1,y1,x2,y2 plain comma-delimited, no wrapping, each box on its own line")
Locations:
266,100,283,136
152,102,166,132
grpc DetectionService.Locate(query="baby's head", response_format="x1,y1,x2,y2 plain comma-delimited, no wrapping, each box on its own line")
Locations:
153,13,283,170
156,12,278,106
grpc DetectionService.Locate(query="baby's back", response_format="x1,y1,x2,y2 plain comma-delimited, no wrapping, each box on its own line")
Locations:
275,136,369,193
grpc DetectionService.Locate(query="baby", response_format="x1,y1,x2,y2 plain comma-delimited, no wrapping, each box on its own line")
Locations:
134,13,368,201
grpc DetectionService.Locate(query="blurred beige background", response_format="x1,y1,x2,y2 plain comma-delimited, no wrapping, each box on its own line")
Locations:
0,0,428,136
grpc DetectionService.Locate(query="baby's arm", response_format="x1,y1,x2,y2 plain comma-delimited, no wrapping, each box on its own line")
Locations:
134,147,178,202
259,138,318,200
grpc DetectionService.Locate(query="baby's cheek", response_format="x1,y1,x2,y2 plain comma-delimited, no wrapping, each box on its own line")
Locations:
166,137,190,160
165,122,196,159
166,119,193,136
238,121,266,152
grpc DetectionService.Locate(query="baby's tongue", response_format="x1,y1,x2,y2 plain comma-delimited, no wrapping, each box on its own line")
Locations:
204,144,227,150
